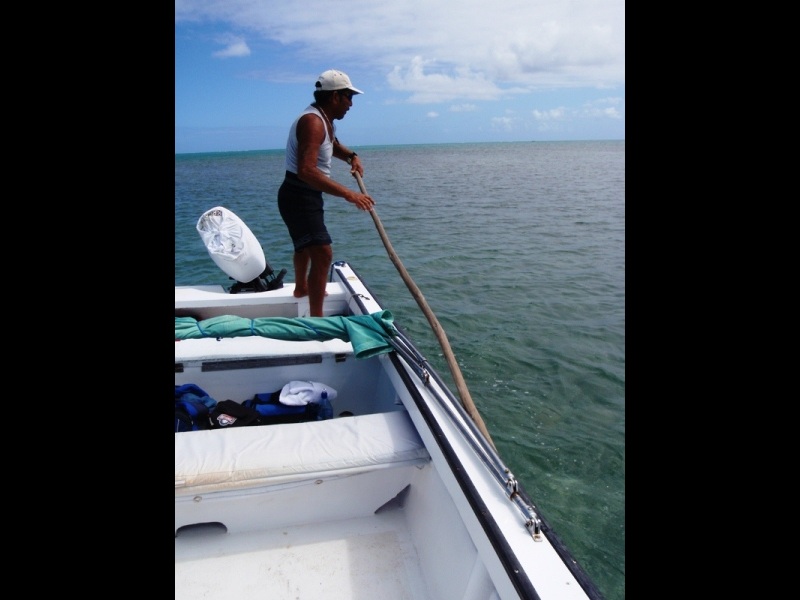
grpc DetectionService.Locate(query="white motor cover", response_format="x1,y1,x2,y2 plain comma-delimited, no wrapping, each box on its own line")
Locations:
196,206,266,282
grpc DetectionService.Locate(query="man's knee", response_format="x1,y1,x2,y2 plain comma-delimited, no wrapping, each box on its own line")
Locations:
308,244,332,262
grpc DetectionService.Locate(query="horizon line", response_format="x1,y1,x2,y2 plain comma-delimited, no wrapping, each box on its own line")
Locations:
175,138,625,156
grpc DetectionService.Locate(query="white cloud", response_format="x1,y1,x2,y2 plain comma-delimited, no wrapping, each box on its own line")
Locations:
576,97,623,119
490,116,515,131
176,0,624,102
532,108,566,121
449,104,478,112
212,34,250,58
387,56,504,103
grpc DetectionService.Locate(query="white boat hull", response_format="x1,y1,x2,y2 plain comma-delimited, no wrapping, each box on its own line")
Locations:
175,261,603,599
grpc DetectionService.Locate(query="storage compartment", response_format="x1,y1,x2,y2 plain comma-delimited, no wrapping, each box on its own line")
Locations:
176,335,404,418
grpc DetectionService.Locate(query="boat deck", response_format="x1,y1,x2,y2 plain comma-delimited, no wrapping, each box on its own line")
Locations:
175,509,431,600
175,281,351,319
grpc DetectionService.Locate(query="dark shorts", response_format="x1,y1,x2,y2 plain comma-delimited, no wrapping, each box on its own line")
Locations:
278,172,332,252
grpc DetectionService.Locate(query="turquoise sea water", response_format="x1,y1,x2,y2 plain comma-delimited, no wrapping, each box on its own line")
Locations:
175,140,625,599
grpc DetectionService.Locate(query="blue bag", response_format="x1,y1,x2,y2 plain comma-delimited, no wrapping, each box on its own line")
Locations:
175,384,217,432
242,391,323,424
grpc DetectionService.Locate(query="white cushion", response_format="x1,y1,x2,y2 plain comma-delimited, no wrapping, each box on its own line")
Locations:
175,411,429,495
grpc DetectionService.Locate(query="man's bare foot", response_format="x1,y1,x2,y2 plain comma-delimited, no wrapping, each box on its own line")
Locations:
293,288,328,298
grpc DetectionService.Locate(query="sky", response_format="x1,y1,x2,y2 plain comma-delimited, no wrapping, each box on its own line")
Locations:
175,0,625,154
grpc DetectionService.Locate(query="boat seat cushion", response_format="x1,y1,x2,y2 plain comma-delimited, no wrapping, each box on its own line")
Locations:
175,410,430,495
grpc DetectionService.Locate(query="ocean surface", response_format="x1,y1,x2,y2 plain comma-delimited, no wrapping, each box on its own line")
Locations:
175,141,625,600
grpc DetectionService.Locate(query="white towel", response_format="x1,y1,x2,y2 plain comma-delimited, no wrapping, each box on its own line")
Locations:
279,380,338,406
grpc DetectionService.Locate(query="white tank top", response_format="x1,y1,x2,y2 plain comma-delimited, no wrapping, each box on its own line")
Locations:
285,105,334,176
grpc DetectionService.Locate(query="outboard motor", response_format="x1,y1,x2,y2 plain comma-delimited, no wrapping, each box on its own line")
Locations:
196,206,286,294
228,261,287,294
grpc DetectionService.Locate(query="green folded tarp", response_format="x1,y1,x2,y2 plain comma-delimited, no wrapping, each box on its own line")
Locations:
175,310,398,359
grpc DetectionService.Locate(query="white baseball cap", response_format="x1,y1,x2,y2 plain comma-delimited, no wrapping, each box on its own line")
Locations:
315,69,364,94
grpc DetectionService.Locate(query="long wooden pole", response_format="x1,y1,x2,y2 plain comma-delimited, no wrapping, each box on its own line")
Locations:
353,172,496,450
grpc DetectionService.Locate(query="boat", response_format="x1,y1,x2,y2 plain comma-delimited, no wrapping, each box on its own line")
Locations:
175,207,605,599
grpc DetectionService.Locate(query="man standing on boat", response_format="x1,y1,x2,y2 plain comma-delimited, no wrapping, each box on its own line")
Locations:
278,69,374,317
